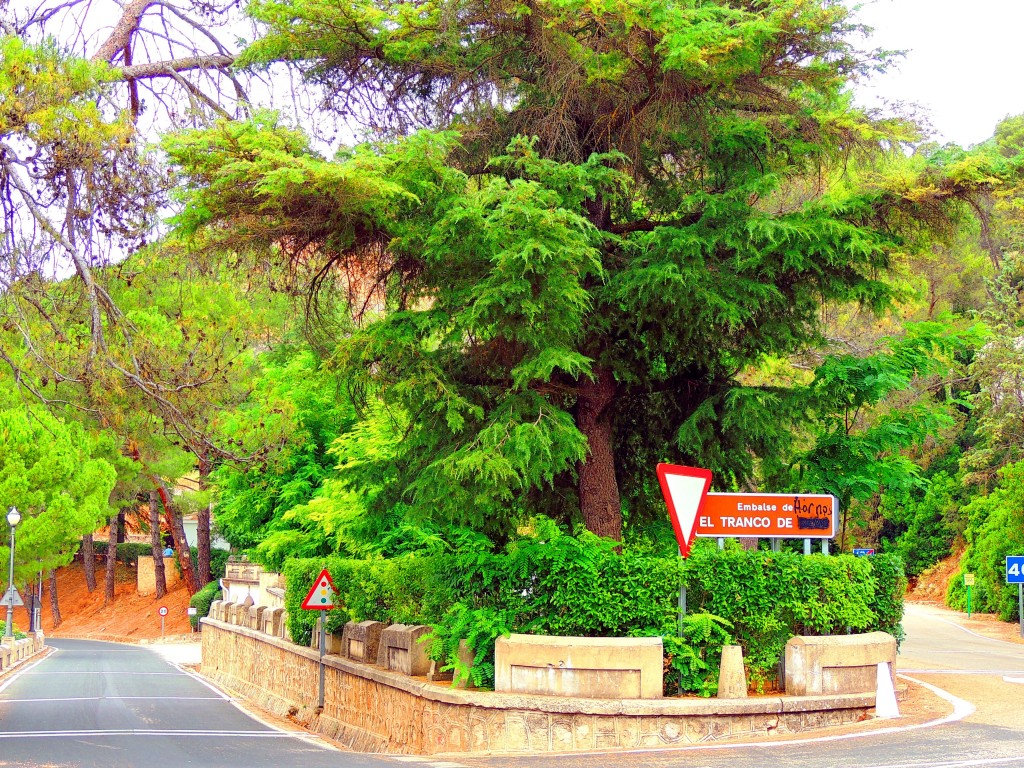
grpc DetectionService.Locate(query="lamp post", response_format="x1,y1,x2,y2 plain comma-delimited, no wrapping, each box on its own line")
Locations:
4,506,20,639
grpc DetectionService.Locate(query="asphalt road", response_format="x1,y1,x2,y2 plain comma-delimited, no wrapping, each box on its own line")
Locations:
0,638,399,768
5,609,1023,768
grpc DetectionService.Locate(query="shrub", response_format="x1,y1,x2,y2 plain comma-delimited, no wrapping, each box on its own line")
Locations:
189,581,221,631
283,526,906,694
91,541,153,565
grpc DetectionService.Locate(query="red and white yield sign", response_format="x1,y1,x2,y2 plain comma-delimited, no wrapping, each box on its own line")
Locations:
300,569,337,610
656,463,713,558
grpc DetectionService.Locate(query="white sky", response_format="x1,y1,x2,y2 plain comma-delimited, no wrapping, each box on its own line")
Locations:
851,0,1024,148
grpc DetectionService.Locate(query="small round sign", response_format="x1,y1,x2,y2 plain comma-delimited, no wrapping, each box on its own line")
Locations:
158,606,169,617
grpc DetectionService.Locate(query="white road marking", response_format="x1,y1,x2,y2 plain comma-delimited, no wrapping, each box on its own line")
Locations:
387,759,470,768
855,757,1024,768
901,669,1024,675
1002,676,1024,684
20,671,183,676
176,660,334,751
0,696,224,703
0,648,58,694
0,729,319,740
906,607,1022,646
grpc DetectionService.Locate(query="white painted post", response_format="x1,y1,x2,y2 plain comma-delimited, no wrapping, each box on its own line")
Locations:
875,662,899,719
804,538,812,556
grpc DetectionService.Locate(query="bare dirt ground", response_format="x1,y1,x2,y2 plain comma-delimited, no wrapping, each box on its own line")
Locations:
11,561,194,641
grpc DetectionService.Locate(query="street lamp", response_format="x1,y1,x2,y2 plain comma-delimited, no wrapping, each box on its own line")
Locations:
4,506,20,640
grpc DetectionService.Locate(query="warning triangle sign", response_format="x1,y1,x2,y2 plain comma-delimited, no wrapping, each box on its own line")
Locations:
656,463,713,558
300,569,337,611
0,586,23,607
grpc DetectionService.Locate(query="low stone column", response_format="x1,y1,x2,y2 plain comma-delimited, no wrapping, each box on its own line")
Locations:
377,624,432,676
262,607,284,636
717,645,747,698
341,620,384,663
248,606,265,631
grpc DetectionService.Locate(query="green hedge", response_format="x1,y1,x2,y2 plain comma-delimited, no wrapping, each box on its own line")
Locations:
190,581,221,631
90,542,153,565
283,530,905,694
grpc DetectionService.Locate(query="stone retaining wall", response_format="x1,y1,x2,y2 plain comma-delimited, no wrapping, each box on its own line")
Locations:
201,619,877,755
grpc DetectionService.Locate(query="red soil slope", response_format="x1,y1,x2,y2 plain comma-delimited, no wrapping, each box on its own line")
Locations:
10,561,194,640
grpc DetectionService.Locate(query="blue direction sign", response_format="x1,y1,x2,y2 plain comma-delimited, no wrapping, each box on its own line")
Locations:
1007,556,1024,584
853,548,875,557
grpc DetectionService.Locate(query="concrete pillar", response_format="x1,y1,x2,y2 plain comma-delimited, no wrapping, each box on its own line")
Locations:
717,645,748,698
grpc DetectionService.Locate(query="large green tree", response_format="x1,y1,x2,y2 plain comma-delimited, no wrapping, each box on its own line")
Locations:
166,0,998,541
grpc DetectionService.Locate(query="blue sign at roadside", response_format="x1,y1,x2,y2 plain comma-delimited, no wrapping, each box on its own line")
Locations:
1007,556,1024,584
853,548,875,557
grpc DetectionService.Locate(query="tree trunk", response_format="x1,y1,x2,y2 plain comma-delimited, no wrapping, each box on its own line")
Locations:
104,513,118,605
197,503,212,587
116,510,126,543
82,534,97,592
574,365,622,541
49,570,62,628
153,478,200,594
149,490,166,599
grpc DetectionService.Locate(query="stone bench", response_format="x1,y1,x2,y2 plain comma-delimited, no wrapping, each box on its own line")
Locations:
376,624,431,676
341,620,383,663
784,632,897,696
494,634,663,699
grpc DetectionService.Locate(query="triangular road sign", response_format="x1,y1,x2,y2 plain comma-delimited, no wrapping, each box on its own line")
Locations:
300,569,337,610
656,463,713,558
0,586,23,607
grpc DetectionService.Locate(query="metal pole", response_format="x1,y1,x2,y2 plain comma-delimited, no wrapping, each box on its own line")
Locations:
1019,583,1023,639
318,613,326,710
967,585,972,619
717,537,724,551
5,525,15,639
677,547,686,636
821,539,829,555
804,538,811,556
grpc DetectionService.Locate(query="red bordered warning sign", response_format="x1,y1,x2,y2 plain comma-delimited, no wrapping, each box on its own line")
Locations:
656,463,713,558
300,568,337,610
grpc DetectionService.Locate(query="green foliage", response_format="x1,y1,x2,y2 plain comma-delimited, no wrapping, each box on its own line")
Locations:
0,622,28,640
212,346,357,564
190,581,222,630
663,614,733,697
949,462,1024,621
0,407,120,581
284,527,905,693
91,542,153,565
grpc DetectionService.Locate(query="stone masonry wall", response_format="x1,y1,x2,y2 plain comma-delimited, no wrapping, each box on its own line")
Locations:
201,619,876,755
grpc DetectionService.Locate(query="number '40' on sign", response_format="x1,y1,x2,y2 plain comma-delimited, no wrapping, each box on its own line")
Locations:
1007,556,1024,584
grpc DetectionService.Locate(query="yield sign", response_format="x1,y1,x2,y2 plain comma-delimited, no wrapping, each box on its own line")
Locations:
301,569,337,610
656,463,713,558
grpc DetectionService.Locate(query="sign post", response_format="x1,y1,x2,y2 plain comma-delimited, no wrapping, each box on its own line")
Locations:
1007,556,1024,638
964,574,975,618
158,605,168,637
301,569,337,711
655,465,712,637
